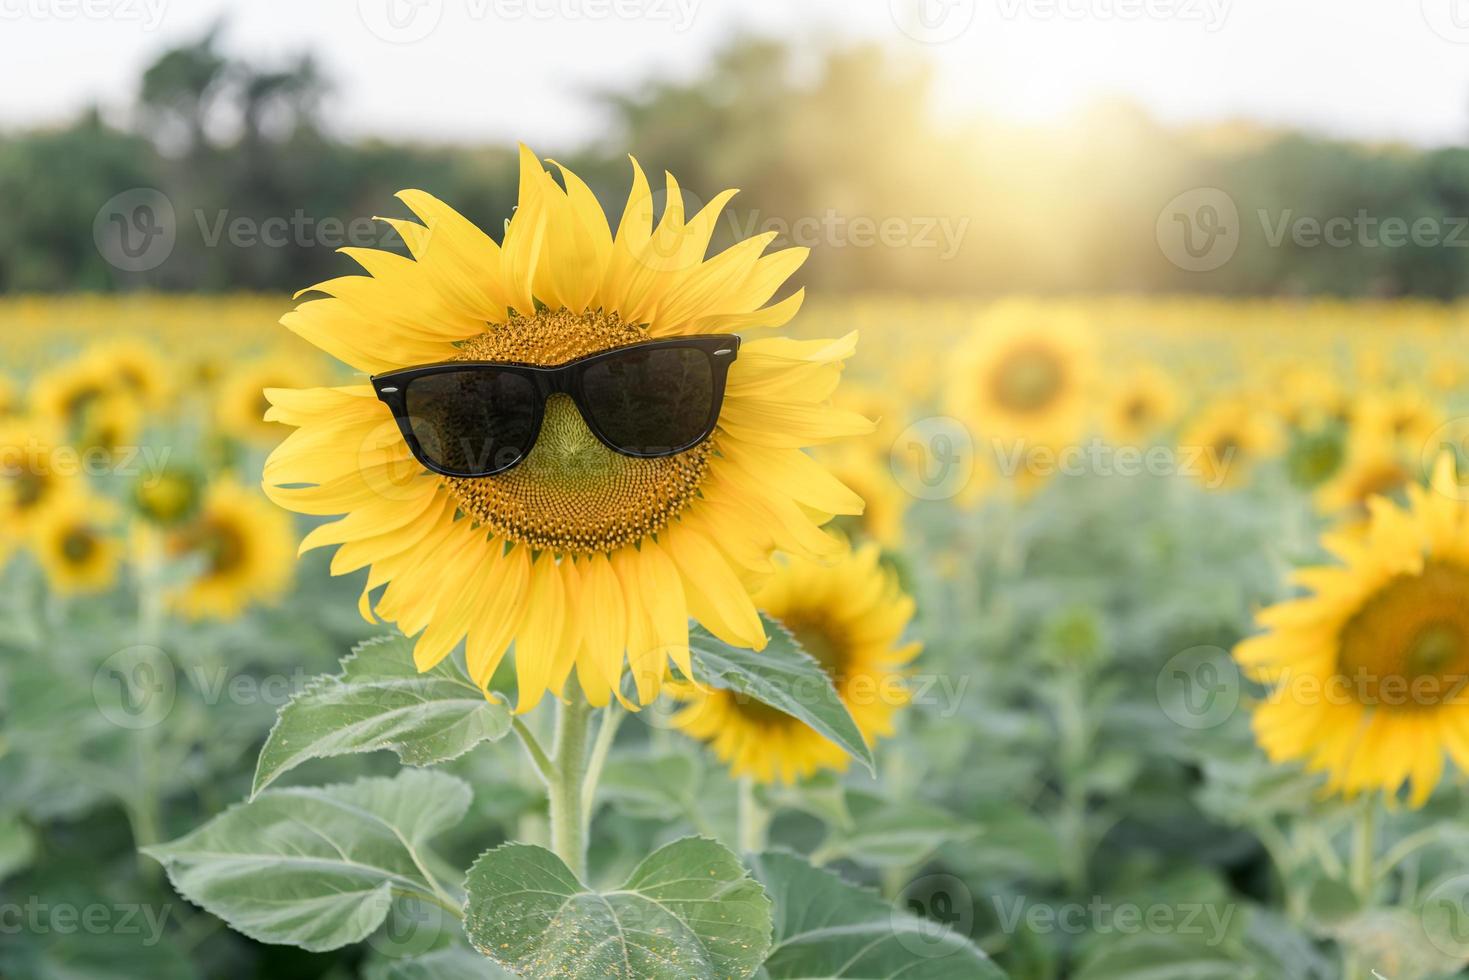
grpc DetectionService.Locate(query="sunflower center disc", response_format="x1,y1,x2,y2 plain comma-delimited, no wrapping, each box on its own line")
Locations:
992,344,1063,413
1336,562,1469,710
442,309,714,555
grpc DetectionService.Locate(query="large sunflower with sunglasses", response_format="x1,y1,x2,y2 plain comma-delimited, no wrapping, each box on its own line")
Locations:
263,147,870,712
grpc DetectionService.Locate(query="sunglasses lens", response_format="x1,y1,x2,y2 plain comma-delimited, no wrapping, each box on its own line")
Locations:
579,346,716,455
403,369,539,476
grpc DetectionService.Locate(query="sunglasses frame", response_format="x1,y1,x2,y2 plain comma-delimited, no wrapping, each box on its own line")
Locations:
371,333,741,479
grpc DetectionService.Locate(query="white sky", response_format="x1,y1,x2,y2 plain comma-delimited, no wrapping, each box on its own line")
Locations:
0,0,1466,148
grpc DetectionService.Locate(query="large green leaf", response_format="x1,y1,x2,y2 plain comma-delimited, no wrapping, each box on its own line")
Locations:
144,770,469,952
751,850,1005,978
253,633,511,796
682,615,874,774
465,836,773,978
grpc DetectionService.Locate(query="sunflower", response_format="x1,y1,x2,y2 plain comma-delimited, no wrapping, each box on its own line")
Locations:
1179,398,1281,490
31,355,112,436
1355,388,1442,452
1269,364,1345,431
817,446,908,550
79,339,171,411
0,376,19,418
73,391,143,459
670,543,919,783
261,148,870,711
30,494,121,596
947,303,1096,490
217,358,321,445
1235,454,1469,807
0,418,75,538
1315,440,1414,528
1101,363,1179,447
167,478,295,620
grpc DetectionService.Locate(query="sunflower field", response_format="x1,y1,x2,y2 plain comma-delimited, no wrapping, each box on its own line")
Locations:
5,155,1469,980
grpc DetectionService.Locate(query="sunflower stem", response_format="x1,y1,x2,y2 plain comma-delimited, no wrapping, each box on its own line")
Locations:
1341,795,1378,980
548,691,592,881
737,778,769,854
581,703,624,827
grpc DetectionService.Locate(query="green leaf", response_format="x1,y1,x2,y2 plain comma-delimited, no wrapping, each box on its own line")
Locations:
597,750,702,820
814,791,977,869
0,814,36,880
465,836,772,978
252,633,511,796
750,850,1005,979
1072,932,1242,980
364,946,518,980
682,614,874,774
144,770,469,952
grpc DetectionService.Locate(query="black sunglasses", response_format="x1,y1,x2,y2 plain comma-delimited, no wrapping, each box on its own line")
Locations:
371,334,740,478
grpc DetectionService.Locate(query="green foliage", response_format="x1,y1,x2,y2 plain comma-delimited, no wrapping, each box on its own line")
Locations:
253,634,512,796
144,770,469,952
683,614,875,773
750,850,1004,979
464,837,773,978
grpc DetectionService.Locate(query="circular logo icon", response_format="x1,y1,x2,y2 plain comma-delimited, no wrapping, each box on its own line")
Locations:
358,0,444,43
367,897,452,959
891,417,974,501
1156,645,1240,730
889,0,977,44
1419,417,1469,501
1422,874,1469,959
626,183,712,275
893,874,974,958
94,188,175,272
93,645,177,730
1423,0,1469,43
1156,187,1239,272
